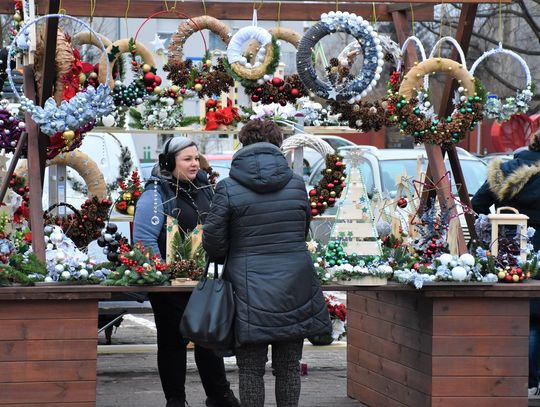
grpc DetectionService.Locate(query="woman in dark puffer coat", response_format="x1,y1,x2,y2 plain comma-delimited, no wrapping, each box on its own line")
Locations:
203,119,331,407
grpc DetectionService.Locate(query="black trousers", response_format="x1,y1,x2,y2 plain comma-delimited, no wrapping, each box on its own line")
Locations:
149,292,231,402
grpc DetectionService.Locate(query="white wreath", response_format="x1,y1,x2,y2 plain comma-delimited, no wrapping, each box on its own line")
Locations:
227,26,271,68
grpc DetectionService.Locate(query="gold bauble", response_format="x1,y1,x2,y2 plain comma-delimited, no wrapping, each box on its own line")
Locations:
194,83,203,91
153,86,162,94
89,72,98,79
171,85,180,93
330,191,336,197
176,96,184,104
142,64,152,73
13,12,22,22
62,130,75,141
325,169,332,174
311,202,317,208
205,59,212,66
122,192,132,201
127,205,135,216
79,73,87,84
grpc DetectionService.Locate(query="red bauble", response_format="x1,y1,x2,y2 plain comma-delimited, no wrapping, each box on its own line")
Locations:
255,87,263,94
279,100,287,106
309,189,317,196
251,95,260,103
143,72,155,85
278,86,284,92
271,77,284,86
206,99,217,108
290,88,300,97
311,208,319,216
154,76,162,86
397,197,408,209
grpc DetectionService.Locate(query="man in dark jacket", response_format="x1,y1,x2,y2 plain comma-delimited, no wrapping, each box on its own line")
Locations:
203,119,331,407
472,130,540,399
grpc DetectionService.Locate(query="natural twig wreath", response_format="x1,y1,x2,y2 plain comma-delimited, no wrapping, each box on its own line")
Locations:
6,14,114,137
167,16,231,65
296,11,384,103
470,44,533,122
225,25,280,86
17,149,108,200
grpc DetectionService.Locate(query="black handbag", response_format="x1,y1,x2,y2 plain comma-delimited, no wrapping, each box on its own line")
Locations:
179,262,235,350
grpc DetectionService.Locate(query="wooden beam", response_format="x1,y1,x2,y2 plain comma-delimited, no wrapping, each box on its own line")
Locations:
0,1,436,21
437,4,479,244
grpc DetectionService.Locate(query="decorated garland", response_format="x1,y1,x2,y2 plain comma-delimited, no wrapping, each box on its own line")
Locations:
225,25,280,86
470,44,533,122
6,14,115,137
308,154,347,217
296,11,384,102
245,74,306,105
164,52,234,99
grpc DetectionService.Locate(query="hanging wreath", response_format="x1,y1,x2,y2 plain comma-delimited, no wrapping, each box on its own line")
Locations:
470,45,534,122
245,74,306,105
167,15,232,65
386,37,484,145
308,154,347,217
7,14,114,138
246,27,301,61
225,26,280,87
296,11,384,102
115,170,143,216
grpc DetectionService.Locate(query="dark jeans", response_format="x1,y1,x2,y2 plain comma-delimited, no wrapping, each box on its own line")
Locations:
149,292,231,402
236,339,304,407
531,300,540,388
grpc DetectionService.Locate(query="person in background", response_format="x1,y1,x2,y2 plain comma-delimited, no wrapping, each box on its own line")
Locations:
472,129,540,399
133,137,240,407
203,119,332,407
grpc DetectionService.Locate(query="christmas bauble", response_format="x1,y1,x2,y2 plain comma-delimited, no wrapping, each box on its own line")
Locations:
127,205,135,216
397,197,408,208
143,72,155,85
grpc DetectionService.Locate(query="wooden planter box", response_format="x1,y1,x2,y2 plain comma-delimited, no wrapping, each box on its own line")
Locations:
346,284,531,407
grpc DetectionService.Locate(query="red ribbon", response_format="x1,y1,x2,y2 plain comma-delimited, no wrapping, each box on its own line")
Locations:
205,105,240,131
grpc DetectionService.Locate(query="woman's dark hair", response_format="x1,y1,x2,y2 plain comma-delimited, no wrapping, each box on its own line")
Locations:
238,119,283,147
529,130,540,152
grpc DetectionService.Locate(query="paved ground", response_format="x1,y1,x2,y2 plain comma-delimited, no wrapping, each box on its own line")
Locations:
97,313,364,407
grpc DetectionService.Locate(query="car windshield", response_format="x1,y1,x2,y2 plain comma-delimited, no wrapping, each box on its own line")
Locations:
379,159,487,197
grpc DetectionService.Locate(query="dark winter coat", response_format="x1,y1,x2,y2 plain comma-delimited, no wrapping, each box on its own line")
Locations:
472,149,540,250
202,142,332,345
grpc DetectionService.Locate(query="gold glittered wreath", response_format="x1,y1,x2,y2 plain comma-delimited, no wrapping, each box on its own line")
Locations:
17,149,108,200
388,57,484,145
167,16,232,65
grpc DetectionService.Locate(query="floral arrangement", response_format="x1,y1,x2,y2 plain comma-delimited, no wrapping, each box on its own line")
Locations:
245,75,306,105
101,241,170,286
308,154,347,216
325,294,347,340
115,170,143,216
168,229,205,281
164,54,234,99
42,226,107,283
248,102,299,123
204,98,241,131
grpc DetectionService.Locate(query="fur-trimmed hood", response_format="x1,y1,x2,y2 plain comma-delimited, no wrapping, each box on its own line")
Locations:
487,155,540,201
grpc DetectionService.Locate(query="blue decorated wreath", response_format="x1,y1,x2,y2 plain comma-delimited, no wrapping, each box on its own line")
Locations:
296,11,384,103
6,14,114,136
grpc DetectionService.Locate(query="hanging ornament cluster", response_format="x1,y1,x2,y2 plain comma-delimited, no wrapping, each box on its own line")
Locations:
44,196,112,249
0,105,25,153
245,74,306,105
323,240,349,267
97,223,128,264
164,54,234,99
115,170,143,216
308,154,347,217
108,39,161,107
8,0,28,58
296,11,384,102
